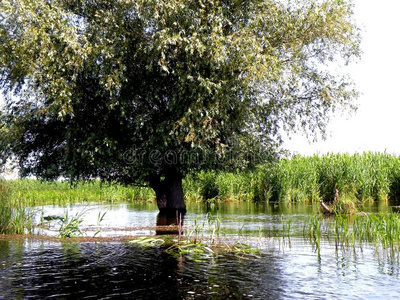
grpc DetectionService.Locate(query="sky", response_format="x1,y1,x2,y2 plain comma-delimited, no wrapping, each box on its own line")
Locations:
284,0,400,155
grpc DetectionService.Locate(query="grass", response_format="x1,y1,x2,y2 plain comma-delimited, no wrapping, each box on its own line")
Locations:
57,210,85,238
0,181,34,234
303,213,400,249
6,179,155,206
1,152,400,216
260,152,400,203
184,153,400,210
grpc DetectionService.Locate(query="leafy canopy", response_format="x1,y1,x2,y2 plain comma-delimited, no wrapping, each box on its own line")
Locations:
0,0,360,183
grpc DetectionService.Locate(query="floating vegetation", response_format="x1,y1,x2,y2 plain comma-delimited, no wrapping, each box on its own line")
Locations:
128,212,261,260
128,236,261,261
128,237,167,247
165,240,215,260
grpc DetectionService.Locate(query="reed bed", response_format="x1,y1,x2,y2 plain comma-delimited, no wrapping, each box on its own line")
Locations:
303,213,400,249
2,153,400,206
0,181,34,234
183,171,259,202
184,152,400,204
6,179,155,206
260,152,400,203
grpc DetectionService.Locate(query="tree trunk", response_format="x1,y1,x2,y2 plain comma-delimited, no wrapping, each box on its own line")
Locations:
149,170,186,215
156,211,185,235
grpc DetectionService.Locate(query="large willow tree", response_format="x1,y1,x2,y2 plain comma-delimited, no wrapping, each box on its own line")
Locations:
0,0,360,213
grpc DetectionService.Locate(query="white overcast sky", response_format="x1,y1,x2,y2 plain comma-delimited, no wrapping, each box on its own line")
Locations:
284,0,400,155
1,1,399,156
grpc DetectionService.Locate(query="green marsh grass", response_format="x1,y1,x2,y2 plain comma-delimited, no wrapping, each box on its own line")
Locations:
0,181,34,234
6,179,155,206
246,152,400,213
3,153,400,209
0,181,12,233
303,213,400,250
184,153,400,205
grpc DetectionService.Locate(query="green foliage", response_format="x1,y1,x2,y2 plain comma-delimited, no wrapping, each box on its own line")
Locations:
0,0,361,186
0,181,12,233
0,181,33,234
128,215,260,260
183,153,400,204
330,197,358,215
58,210,84,238
199,172,220,201
184,170,258,202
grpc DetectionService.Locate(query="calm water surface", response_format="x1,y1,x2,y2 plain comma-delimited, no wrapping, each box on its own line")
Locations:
1,201,400,299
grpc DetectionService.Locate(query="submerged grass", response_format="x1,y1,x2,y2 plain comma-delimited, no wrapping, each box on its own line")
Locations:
128,212,261,260
303,213,400,250
128,236,261,260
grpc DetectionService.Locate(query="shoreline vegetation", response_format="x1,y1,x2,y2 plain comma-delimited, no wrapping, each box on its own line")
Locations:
2,152,400,206
1,152,400,240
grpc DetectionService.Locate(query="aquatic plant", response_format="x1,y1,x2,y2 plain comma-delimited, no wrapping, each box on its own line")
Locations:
304,215,322,247
303,213,400,250
128,237,166,247
184,153,400,205
251,152,400,208
281,216,291,237
184,171,256,202
93,211,108,237
165,240,215,260
58,210,85,238
128,235,261,261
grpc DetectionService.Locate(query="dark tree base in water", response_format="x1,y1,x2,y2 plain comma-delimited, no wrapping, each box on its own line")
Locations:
156,210,185,235
149,169,186,213
159,207,187,215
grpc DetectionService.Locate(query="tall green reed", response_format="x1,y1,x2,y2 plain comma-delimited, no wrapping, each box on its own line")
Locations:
258,152,400,204
0,181,34,234
6,179,155,206
3,152,400,207
304,213,400,250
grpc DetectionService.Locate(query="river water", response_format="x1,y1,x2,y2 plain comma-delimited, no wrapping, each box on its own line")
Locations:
1,201,400,299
